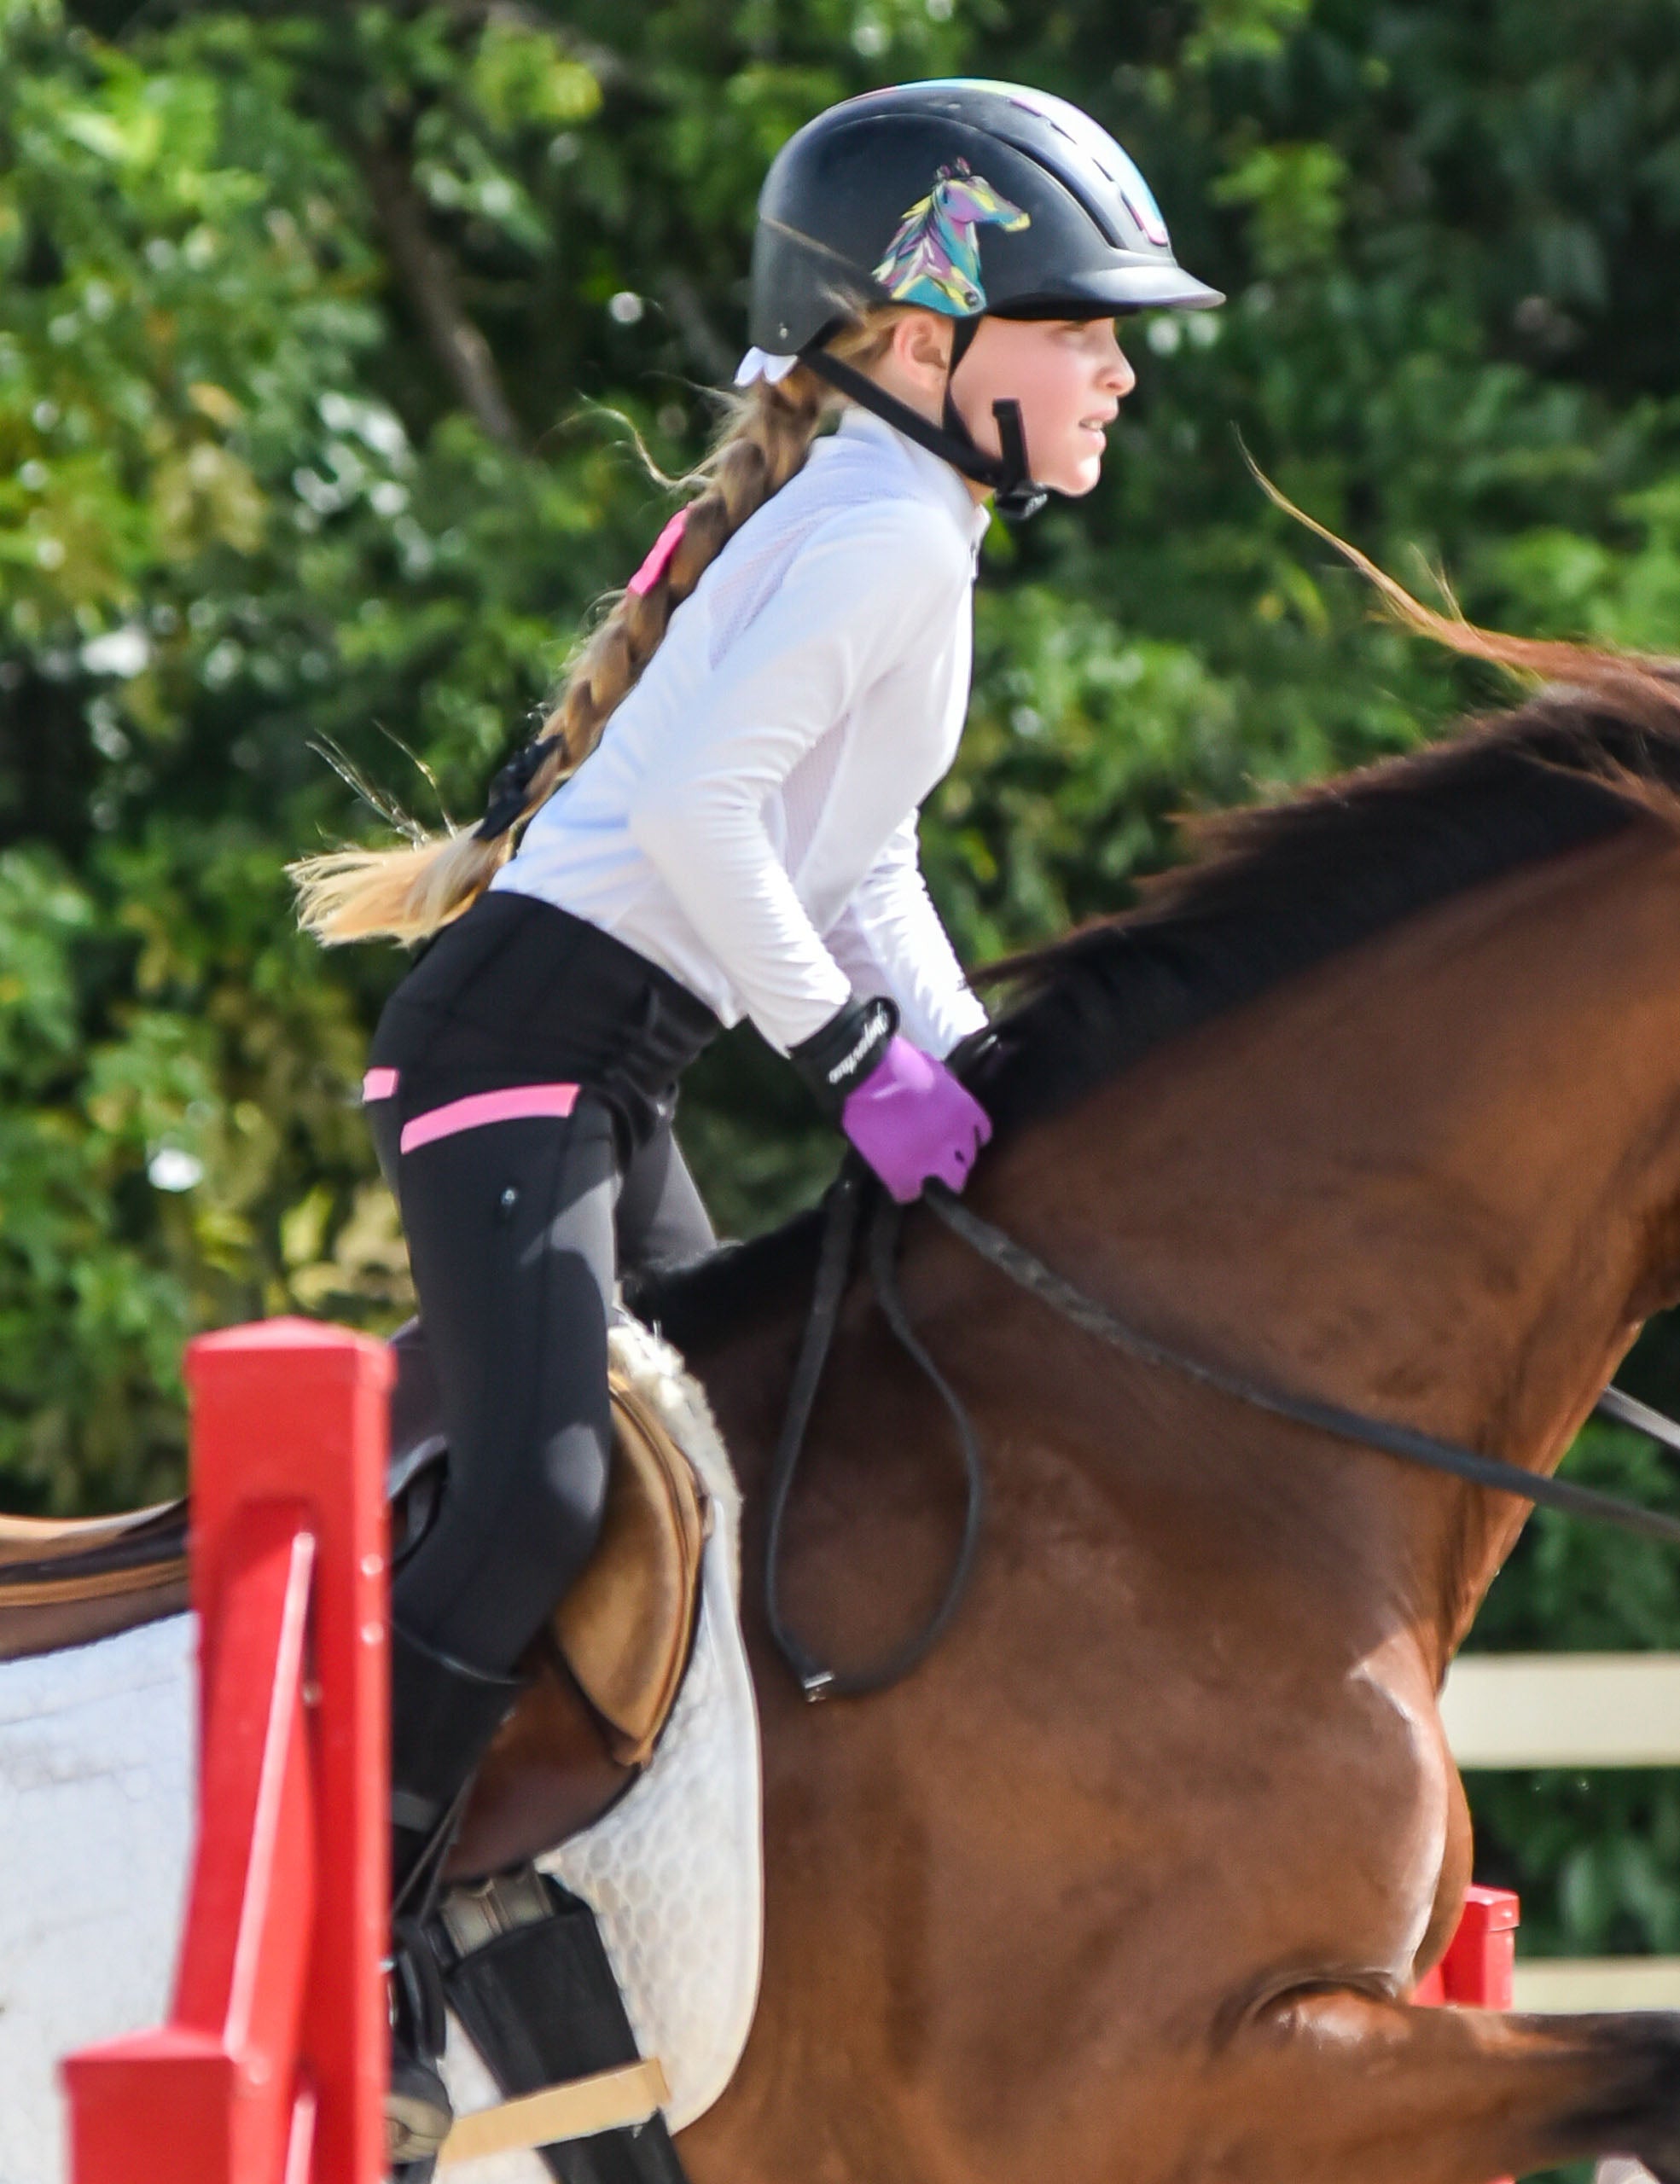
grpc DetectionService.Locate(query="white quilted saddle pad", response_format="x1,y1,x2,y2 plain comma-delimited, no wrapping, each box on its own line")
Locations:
439,1315,763,2172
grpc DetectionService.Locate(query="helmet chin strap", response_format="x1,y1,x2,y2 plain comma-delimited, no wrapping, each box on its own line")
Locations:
942,311,985,432
801,332,1049,522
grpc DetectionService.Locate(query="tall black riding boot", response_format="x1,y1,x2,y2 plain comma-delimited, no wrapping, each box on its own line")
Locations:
390,1620,526,1902
387,1622,526,2172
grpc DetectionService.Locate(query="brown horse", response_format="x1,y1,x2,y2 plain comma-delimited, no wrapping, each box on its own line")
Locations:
619,653,1680,2184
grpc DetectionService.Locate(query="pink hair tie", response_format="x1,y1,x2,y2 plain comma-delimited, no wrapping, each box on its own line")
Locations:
626,506,691,598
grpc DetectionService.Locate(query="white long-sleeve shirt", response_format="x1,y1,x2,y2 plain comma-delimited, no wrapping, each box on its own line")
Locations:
491,404,993,1057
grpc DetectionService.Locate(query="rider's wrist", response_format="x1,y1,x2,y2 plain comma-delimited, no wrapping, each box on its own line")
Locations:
789,995,900,1118
943,1022,998,1085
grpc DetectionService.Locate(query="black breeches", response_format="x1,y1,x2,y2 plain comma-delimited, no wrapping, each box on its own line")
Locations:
368,1092,714,1676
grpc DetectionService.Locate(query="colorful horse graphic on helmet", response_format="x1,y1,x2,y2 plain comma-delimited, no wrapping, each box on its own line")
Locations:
872,160,1032,313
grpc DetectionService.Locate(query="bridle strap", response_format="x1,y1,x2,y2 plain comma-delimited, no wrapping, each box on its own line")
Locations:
1596,1382,1680,1457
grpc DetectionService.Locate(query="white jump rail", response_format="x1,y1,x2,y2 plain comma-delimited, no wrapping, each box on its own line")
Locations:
1442,1654,1680,2012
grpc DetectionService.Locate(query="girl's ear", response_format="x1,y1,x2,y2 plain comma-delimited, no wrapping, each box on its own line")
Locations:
892,308,956,391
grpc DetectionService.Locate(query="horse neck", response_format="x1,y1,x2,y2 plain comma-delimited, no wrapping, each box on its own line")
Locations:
987,823,1680,1647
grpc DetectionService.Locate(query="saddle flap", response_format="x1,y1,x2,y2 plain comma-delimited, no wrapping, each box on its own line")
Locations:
0,1502,183,1562
550,1369,707,1771
0,1502,189,1663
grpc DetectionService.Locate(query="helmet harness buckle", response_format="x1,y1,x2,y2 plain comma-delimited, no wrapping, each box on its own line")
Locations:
801,344,1049,524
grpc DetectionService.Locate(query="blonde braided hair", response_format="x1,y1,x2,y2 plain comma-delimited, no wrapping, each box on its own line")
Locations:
289,305,919,945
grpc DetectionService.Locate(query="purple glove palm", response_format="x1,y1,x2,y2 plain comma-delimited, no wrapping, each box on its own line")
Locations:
840,1035,993,1203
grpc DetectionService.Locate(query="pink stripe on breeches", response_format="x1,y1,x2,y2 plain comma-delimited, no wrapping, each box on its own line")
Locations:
362,1067,400,1101
398,1082,580,1154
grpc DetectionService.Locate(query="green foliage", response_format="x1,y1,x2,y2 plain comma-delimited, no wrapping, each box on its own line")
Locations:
5,2,1680,2086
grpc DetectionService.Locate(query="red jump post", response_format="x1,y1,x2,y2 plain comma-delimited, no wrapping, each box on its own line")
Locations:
62,1320,392,2184
1415,1884,1522,2184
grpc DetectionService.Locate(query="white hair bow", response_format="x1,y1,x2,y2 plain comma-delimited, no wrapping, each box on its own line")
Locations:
734,346,799,386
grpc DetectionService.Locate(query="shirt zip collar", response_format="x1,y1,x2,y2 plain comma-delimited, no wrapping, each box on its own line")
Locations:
833,404,994,566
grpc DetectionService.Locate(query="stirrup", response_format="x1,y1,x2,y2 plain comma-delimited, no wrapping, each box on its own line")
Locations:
387,1916,453,2172
387,2047,452,2172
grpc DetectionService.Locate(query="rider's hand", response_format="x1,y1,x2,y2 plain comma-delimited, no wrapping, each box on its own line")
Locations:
840,1035,992,1202
790,995,993,1201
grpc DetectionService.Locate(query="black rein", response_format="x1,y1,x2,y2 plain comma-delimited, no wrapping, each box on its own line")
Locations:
764,1168,1680,1700
763,1168,986,1699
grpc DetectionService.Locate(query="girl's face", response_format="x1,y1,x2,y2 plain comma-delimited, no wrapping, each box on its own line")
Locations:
949,314,1137,499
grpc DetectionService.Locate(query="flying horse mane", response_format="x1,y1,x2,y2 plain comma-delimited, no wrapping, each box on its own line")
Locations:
638,517,1680,1343
981,502,1680,1130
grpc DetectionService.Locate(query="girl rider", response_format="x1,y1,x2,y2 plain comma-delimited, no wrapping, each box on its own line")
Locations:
291,70,1219,2136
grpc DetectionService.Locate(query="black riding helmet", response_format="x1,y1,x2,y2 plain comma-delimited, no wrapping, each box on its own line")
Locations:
748,78,1224,520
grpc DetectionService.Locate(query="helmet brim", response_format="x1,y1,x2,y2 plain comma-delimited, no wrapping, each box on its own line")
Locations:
993,262,1226,317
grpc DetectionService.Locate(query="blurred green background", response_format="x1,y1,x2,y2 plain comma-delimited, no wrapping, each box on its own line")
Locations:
3,2,1680,2150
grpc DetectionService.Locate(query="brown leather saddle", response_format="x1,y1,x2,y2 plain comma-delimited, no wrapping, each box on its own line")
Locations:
0,1330,709,1878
